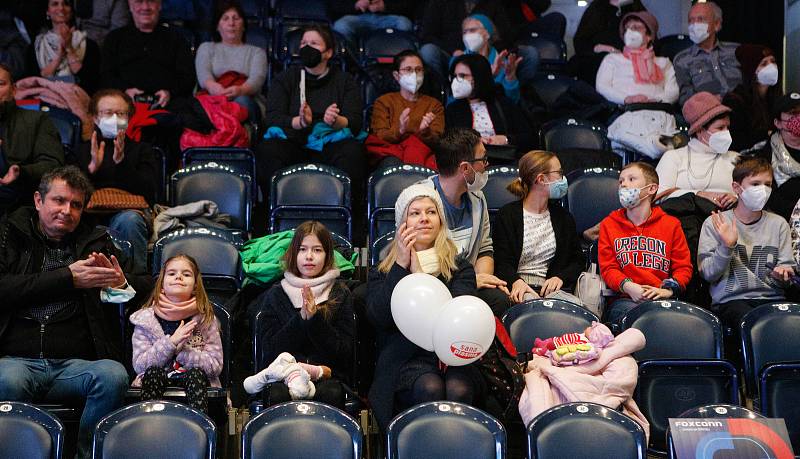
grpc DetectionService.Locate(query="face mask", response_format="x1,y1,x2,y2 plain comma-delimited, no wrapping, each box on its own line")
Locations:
623,29,644,49
708,129,733,154
688,22,710,44
544,176,568,199
451,78,473,99
415,247,441,276
463,32,484,52
784,114,800,137
757,63,779,86
465,165,488,192
97,115,128,139
299,45,323,68
739,184,771,211
618,185,651,209
399,73,424,93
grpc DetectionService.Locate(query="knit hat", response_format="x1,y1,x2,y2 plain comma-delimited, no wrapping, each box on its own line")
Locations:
619,11,659,40
772,92,800,120
735,44,774,86
467,13,495,39
394,184,446,229
682,91,732,135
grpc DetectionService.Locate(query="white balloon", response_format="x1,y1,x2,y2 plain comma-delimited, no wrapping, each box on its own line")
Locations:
433,296,496,366
391,273,453,351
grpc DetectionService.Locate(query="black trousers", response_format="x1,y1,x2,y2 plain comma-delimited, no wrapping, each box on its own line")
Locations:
262,378,345,410
141,366,210,412
711,298,776,362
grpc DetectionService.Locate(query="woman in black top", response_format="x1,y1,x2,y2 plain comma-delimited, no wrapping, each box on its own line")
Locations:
493,150,584,303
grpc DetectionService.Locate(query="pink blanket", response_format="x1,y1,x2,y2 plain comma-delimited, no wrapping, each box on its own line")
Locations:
519,327,650,441
15,77,93,140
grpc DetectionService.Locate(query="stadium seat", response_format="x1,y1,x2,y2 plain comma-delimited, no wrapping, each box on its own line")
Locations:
760,363,800,453
182,147,257,194
564,168,620,237
360,29,418,65
655,34,693,61
0,401,64,459
152,146,168,204
370,230,395,266
387,401,506,459
367,164,434,242
42,105,80,161
542,118,610,153
485,166,519,221
92,401,216,459
502,298,598,355
517,33,567,71
741,302,800,396
270,163,352,239
667,404,764,459
528,73,576,112
170,162,252,236
242,401,362,459
151,228,243,304
619,300,740,456
527,402,646,459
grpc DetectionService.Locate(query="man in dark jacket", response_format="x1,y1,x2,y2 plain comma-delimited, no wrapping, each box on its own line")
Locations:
0,63,64,212
0,166,147,459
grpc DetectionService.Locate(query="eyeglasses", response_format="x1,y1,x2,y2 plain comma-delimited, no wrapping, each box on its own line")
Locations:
544,169,564,178
97,110,129,118
467,157,489,166
399,67,424,75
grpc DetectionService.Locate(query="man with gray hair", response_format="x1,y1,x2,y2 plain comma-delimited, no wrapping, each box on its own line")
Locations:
673,1,741,105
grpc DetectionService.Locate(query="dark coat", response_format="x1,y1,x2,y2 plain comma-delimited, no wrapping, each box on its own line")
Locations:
445,95,536,153
420,0,514,53
493,200,584,290
366,260,476,430
0,206,151,361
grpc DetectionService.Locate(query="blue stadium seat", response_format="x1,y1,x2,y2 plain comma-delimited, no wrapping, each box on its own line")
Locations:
517,33,567,71
367,165,434,243
502,298,598,355
0,401,64,459
182,147,257,194
741,302,800,396
92,401,216,459
620,300,740,456
564,168,620,237
528,402,646,459
485,166,519,222
667,404,764,459
151,228,243,304
242,401,362,459
543,118,610,153
270,163,352,239
42,105,80,160
387,401,506,459
170,162,253,236
370,231,395,266
360,29,418,66
760,363,800,453
528,73,576,112
655,34,693,61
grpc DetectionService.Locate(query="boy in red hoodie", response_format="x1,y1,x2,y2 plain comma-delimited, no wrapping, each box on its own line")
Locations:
599,162,693,323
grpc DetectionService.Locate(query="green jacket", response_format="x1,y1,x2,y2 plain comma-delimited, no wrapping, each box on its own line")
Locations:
1,102,64,193
240,230,358,287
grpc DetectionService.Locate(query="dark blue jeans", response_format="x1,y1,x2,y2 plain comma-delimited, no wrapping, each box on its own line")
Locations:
0,357,129,459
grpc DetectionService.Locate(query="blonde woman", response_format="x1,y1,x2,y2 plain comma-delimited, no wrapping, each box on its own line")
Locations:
367,184,480,430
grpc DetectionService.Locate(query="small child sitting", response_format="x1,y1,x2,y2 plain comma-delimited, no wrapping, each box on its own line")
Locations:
532,322,615,366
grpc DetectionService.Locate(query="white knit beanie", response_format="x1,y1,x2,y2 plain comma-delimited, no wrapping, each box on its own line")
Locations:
394,184,447,230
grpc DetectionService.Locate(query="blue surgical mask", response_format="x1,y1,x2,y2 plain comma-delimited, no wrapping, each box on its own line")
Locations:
544,176,568,199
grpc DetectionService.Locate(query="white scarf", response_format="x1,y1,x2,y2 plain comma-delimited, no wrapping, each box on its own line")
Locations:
769,132,800,187
280,269,340,309
415,247,440,277
35,29,87,77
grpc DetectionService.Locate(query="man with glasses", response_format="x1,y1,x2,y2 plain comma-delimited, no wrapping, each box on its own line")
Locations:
416,127,512,315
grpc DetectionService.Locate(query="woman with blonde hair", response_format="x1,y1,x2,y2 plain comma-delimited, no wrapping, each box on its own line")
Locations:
367,184,481,431
493,150,584,304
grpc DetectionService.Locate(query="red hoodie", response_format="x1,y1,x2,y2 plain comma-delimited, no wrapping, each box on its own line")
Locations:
598,206,693,294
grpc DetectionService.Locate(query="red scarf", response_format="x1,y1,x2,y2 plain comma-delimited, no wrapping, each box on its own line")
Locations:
622,46,664,85
153,294,198,322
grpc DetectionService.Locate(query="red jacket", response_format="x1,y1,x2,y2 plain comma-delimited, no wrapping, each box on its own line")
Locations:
598,206,693,294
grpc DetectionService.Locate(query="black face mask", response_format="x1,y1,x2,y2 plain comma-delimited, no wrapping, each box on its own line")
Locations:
299,45,323,68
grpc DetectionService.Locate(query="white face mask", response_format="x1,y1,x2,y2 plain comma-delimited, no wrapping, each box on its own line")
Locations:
451,78,473,99
464,165,488,192
399,72,424,93
757,63,779,86
463,32,484,52
623,29,644,49
739,184,771,211
688,22,710,44
707,129,733,154
97,114,128,139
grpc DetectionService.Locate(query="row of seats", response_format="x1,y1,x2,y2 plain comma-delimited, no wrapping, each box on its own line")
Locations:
1,398,776,459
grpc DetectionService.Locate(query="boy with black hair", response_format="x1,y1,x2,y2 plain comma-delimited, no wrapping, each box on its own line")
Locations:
699,155,795,331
